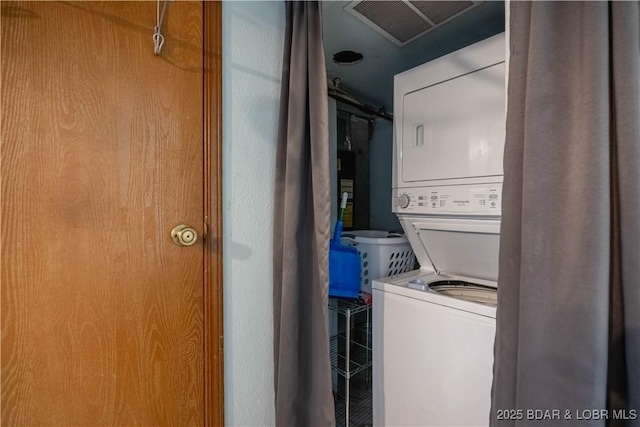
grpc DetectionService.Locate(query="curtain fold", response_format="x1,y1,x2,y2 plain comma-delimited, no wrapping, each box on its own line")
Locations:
273,1,334,425
492,2,639,426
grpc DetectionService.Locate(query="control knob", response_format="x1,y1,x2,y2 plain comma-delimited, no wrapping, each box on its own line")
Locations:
397,193,411,209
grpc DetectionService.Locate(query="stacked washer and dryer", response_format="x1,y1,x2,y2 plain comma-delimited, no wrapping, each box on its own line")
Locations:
372,33,506,426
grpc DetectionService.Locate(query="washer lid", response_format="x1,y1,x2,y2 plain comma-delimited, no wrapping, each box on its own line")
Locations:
402,216,500,283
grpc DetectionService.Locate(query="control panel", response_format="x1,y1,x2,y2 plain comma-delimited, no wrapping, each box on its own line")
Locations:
393,184,502,216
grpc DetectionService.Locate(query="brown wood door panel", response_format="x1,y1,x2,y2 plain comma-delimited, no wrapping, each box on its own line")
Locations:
0,1,219,425
202,2,224,425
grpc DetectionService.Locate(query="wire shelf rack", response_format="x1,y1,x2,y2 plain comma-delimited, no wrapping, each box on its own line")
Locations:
329,297,373,427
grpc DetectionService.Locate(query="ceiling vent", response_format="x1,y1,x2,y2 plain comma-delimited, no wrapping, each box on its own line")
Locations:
344,1,482,47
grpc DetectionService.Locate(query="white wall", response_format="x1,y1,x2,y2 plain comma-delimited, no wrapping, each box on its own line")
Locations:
222,2,284,425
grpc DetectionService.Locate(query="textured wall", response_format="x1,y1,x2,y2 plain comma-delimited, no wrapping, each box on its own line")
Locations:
222,2,284,425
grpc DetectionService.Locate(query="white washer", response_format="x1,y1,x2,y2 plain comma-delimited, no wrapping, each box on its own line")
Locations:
372,274,496,426
374,33,505,426
372,217,498,426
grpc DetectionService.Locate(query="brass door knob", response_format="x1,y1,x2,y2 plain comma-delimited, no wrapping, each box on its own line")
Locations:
171,225,198,246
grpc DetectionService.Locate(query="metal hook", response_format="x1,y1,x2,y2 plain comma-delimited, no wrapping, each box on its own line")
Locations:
153,0,170,55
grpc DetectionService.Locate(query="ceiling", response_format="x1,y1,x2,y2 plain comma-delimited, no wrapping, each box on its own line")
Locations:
322,1,505,114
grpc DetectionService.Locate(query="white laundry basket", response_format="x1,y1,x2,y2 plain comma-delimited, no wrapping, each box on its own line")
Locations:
341,230,416,293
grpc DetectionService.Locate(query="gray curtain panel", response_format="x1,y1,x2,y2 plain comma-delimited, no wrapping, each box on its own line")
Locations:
492,2,639,426
273,1,335,426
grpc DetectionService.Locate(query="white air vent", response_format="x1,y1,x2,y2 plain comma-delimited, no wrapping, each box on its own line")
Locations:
345,1,482,47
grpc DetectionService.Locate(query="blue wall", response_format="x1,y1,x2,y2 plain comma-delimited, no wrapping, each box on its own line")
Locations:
369,120,401,231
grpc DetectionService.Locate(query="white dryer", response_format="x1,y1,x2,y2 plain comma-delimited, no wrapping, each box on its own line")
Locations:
373,33,505,426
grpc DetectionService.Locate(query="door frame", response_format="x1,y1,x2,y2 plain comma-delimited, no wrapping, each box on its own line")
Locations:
203,2,224,425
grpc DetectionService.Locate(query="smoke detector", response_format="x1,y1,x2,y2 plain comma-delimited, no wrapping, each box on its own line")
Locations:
344,1,483,47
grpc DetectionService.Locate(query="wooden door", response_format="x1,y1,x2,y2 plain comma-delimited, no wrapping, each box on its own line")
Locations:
1,2,223,425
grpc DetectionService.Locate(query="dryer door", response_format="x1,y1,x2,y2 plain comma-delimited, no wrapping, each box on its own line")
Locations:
401,62,505,184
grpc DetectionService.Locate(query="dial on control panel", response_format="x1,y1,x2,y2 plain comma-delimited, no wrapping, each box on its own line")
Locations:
397,193,411,209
